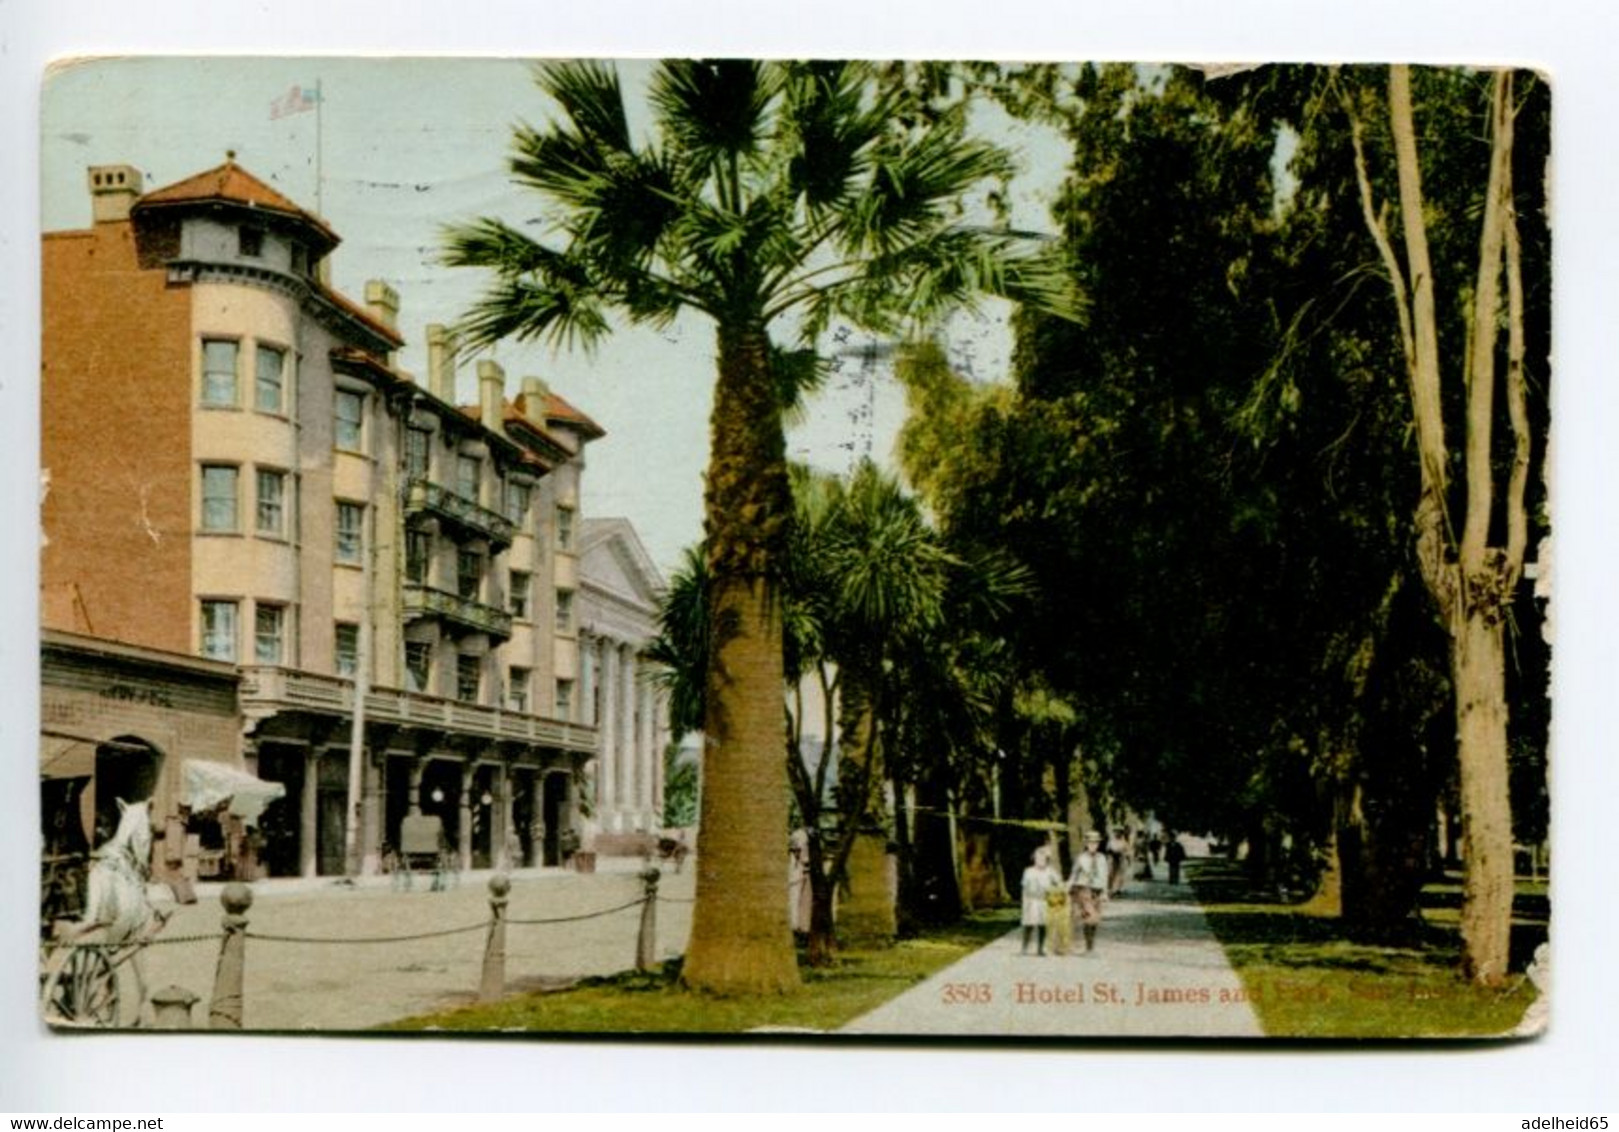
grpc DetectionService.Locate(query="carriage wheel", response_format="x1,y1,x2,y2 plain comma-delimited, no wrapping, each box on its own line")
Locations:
40,942,120,1028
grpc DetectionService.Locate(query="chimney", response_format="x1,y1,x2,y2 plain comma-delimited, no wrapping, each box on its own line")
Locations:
520,376,550,427
477,359,505,432
364,280,400,330
88,165,143,224
426,324,457,402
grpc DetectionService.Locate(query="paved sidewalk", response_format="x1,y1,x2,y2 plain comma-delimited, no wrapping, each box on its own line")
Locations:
842,873,1264,1038
112,861,694,1031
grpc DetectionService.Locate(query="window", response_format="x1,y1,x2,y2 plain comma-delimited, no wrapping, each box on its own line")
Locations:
405,642,432,693
509,667,530,714
256,470,286,537
335,623,359,678
456,455,481,502
456,655,481,703
405,530,431,584
555,505,574,550
200,600,238,661
255,345,286,413
238,225,264,258
201,340,238,407
201,465,239,532
290,243,309,277
509,570,531,619
405,429,430,479
457,550,483,601
555,588,574,633
555,678,575,720
255,604,285,664
335,390,364,452
335,502,364,565
505,480,531,524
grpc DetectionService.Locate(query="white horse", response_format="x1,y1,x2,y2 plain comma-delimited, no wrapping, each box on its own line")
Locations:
66,798,168,1024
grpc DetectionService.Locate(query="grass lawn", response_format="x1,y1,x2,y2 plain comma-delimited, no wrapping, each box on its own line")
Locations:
1191,859,1545,1039
383,912,1016,1034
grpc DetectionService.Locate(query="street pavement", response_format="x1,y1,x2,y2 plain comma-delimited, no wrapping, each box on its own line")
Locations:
117,857,694,1031
841,868,1265,1038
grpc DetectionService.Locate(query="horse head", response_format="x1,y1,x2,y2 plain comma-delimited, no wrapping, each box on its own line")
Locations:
109,798,154,877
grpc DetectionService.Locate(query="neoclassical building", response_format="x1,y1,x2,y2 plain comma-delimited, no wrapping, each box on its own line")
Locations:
42,158,607,878
577,518,671,835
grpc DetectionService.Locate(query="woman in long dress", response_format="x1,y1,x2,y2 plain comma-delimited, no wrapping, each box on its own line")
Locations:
1019,846,1062,956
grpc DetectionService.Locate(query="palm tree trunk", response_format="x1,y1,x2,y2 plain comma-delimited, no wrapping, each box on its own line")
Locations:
681,322,800,995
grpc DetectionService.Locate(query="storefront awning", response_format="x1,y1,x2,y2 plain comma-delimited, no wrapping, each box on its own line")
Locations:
182,759,286,827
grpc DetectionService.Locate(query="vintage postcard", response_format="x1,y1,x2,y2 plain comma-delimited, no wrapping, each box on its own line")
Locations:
36,56,1550,1040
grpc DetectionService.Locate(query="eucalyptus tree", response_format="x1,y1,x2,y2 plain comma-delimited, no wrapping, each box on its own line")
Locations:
1310,65,1550,983
448,59,1076,993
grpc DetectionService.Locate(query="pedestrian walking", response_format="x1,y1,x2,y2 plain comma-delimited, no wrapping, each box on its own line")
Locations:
1107,829,1129,897
1165,831,1187,884
1068,830,1111,954
1019,846,1062,956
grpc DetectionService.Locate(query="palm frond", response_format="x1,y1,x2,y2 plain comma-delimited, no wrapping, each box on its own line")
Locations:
451,276,613,353
534,60,633,153
650,59,777,176
778,60,889,214
841,109,1014,258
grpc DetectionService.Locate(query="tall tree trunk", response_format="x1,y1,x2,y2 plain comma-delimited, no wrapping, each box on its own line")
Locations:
1453,602,1515,982
911,772,964,926
682,322,800,995
891,769,917,938
1347,66,1528,986
835,687,897,946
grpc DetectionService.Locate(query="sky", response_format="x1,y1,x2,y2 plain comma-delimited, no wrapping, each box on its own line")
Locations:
40,56,1064,577
7,0,1619,1114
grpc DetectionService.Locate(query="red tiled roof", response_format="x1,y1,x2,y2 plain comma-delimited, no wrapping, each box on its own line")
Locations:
539,391,605,439
329,345,405,385
135,158,340,249
319,285,405,349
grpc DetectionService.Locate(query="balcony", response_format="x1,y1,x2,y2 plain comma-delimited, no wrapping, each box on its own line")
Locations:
405,477,516,549
239,666,598,754
402,582,514,641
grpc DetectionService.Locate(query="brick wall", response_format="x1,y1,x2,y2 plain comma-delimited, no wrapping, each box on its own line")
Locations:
42,220,192,652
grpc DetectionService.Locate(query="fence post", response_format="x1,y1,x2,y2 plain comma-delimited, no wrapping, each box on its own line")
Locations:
636,866,660,972
151,984,199,1030
479,874,510,1003
208,882,252,1030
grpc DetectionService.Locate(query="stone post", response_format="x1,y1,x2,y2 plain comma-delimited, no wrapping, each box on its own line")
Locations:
636,866,660,972
208,883,252,1029
151,985,199,1030
479,874,510,1002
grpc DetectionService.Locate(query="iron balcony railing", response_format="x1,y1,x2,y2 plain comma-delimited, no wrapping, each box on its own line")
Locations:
405,477,517,549
239,666,597,753
402,582,514,640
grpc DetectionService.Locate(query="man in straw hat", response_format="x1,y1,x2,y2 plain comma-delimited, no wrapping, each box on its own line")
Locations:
1067,829,1112,954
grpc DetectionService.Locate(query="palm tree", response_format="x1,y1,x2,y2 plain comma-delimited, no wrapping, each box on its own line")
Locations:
447,59,1075,994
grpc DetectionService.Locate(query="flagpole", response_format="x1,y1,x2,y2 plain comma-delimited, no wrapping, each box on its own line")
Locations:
315,77,324,218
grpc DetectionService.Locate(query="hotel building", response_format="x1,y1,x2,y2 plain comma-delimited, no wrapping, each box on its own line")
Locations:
41,157,667,879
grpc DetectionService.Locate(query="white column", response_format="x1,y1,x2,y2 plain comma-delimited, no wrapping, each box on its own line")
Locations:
599,638,618,829
579,631,595,727
619,644,637,829
652,692,668,825
637,674,655,824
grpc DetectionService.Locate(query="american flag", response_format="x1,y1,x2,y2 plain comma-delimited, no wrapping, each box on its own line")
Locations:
270,84,320,120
